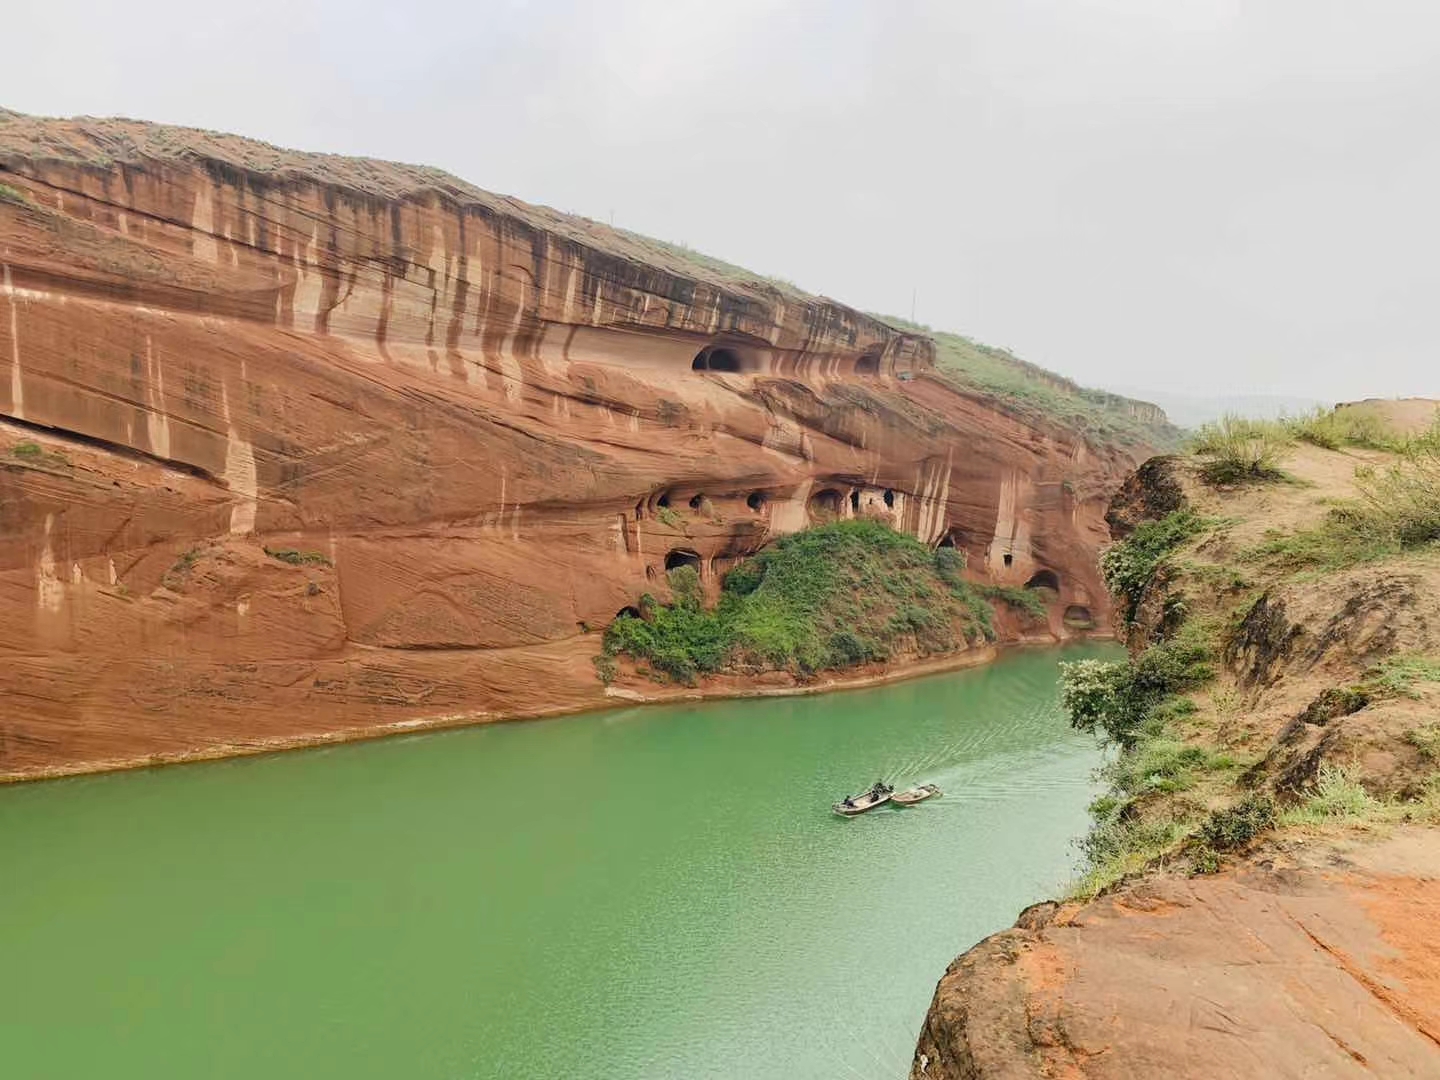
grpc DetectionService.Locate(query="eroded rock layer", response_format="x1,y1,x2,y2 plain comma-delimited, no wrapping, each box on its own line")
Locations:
0,110,1139,778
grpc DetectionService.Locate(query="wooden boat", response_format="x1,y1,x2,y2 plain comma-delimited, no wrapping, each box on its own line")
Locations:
832,784,893,817
891,783,941,806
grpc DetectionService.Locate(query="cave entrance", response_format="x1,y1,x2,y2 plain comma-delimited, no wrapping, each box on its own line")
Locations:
747,491,767,512
883,488,895,508
849,489,861,512
854,352,880,376
809,488,843,519
664,549,702,573
688,493,705,511
692,347,741,373
614,605,642,624
1002,553,1014,568
1064,605,1095,629
1025,569,1061,593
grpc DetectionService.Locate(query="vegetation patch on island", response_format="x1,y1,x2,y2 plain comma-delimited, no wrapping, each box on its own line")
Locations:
597,520,1049,686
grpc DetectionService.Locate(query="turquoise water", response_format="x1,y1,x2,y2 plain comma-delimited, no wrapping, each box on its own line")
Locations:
0,644,1113,1078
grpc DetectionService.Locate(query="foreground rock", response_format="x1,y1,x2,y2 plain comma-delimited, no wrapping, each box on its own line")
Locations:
0,110,1159,779
913,832,1440,1079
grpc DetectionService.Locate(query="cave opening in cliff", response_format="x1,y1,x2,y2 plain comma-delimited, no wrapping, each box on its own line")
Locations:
664,549,702,574
614,605,642,624
657,491,672,509
692,347,741,373
809,488,843,519
854,352,880,376
1025,569,1061,593
849,489,860,512
883,489,895,508
1003,553,1014,567
747,491,767,512
688,493,704,511
1064,605,1095,628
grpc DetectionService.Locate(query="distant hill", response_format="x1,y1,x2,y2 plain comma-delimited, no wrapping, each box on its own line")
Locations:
1112,389,1328,430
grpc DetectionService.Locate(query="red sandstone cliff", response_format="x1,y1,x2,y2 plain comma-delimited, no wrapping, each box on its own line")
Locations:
0,110,1147,779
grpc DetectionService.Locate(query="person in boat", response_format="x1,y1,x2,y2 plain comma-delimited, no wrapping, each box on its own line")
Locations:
842,796,855,808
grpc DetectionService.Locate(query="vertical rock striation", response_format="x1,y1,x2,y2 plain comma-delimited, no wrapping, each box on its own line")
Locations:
0,110,1148,778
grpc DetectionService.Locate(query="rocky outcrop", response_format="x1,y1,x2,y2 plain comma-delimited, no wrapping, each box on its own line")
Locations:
912,437,1440,1077
912,834,1440,1079
0,110,1146,779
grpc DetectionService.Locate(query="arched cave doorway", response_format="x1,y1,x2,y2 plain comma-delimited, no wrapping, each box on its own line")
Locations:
1025,569,1061,593
664,549,702,573
614,605,642,624
1002,553,1014,568
656,490,672,509
883,488,895,508
849,489,861,512
692,347,742,373
1064,605,1095,629
688,493,705,511
747,490,767,512
809,488,843,519
854,352,880,377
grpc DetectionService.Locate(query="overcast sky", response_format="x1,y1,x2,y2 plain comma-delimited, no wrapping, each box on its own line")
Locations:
5,0,1439,403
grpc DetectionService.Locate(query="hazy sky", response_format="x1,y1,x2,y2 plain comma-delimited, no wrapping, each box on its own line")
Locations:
5,1,1439,402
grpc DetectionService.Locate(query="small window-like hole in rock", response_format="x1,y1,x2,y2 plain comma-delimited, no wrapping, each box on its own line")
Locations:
614,605,642,623
883,489,895,508
664,549,702,573
747,491,767,511
689,494,704,511
1064,605,1095,629
854,353,880,376
849,489,860,512
1025,569,1061,592
1003,553,1014,568
657,492,671,509
938,534,956,549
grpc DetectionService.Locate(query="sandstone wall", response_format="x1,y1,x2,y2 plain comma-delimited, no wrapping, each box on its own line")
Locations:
0,112,1139,779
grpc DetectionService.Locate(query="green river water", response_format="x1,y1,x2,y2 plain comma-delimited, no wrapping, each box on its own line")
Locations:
0,644,1115,1079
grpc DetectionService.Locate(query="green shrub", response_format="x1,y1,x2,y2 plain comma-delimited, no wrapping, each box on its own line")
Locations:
978,584,1048,622
1061,628,1213,748
1405,723,1440,762
1100,509,1205,622
1190,415,1292,485
1196,794,1276,851
1351,449,1440,548
656,506,683,528
0,182,28,206
264,547,333,567
1280,765,1381,824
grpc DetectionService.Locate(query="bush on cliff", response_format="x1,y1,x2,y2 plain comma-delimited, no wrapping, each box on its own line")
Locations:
1190,415,1291,486
1061,623,1214,748
1100,508,1205,624
601,521,1009,684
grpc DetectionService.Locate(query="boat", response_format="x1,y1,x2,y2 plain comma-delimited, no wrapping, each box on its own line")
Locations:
891,783,941,806
833,782,894,817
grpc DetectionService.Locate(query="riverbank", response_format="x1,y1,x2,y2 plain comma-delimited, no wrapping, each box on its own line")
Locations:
1,633,1104,784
